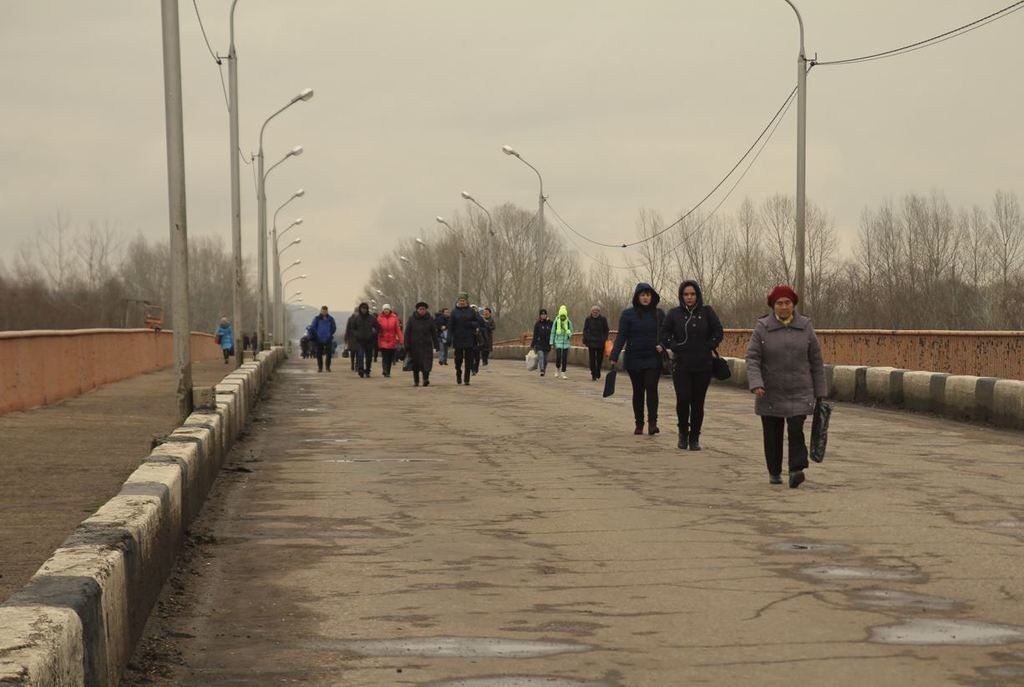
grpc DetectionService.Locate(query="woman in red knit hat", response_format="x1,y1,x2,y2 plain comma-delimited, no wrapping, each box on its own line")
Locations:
744,285,827,488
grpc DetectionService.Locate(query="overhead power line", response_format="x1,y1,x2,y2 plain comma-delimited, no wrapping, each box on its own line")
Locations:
816,0,1024,67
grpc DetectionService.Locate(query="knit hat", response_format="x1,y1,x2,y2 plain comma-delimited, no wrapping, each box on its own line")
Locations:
767,284,799,307
539,308,548,315
457,292,469,301
382,304,392,312
415,301,429,309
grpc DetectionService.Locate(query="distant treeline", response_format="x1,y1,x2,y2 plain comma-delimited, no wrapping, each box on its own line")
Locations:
362,190,1024,338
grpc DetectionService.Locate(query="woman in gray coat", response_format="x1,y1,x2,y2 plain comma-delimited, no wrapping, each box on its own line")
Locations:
745,285,827,488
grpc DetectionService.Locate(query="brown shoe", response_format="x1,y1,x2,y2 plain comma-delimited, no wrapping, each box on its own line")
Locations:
634,423,644,435
648,422,660,436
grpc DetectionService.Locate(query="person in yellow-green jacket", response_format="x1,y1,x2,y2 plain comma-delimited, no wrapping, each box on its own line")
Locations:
549,305,574,379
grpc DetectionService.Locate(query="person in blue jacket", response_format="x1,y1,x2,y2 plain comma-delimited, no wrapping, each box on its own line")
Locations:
215,317,234,365
309,305,338,373
609,283,666,436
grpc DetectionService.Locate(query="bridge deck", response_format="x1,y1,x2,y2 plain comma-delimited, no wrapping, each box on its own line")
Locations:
124,358,1023,686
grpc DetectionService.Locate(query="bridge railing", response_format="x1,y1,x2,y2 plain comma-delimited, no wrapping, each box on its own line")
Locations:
0,329,221,414
495,329,1024,380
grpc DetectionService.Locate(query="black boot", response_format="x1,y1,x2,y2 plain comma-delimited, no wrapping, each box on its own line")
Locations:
413,372,420,387
457,371,463,385
423,373,430,387
677,431,688,450
688,434,702,451
789,470,805,489
648,421,660,436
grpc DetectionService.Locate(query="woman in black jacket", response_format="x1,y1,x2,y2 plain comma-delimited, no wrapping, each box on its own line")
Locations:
582,305,610,381
404,302,440,387
661,280,724,451
609,283,666,436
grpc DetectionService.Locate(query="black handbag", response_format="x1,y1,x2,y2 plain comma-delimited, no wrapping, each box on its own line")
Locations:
810,399,833,463
711,350,731,381
602,369,618,398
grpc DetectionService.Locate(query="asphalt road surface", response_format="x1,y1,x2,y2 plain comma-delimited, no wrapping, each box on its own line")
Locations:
124,358,1024,686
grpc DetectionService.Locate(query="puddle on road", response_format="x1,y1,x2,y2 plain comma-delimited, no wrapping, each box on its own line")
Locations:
326,458,446,464
853,589,958,610
427,678,609,687
801,566,919,581
980,665,1024,679
330,636,591,658
301,438,365,445
871,619,1024,646
992,520,1024,529
769,542,851,553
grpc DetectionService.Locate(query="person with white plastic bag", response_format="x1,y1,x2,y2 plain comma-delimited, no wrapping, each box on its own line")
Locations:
530,309,553,377
526,350,538,371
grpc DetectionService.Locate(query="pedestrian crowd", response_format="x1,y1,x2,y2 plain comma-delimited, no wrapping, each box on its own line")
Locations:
296,278,827,489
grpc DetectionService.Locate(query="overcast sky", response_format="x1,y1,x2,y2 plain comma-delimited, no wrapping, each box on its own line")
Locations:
1,1,1021,311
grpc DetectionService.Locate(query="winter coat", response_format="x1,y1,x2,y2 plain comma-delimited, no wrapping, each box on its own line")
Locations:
215,324,234,350
480,315,496,352
531,319,554,352
448,304,482,349
582,314,610,350
434,312,450,344
745,313,827,418
377,312,404,350
310,314,337,344
660,280,724,373
404,312,439,371
550,306,574,349
346,312,379,344
610,283,665,372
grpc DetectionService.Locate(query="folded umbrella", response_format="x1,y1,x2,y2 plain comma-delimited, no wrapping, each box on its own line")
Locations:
602,368,618,398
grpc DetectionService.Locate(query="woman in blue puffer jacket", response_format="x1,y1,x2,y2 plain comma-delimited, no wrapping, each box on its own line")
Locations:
609,283,666,436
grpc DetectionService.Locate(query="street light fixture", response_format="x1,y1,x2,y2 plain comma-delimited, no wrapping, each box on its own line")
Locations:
436,216,463,295
280,238,301,256
256,87,314,348
462,190,496,312
502,144,546,311
284,274,306,288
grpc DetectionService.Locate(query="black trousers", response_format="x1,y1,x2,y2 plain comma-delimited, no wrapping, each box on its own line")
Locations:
355,342,373,374
315,340,333,371
672,368,712,437
627,367,660,425
761,415,809,475
381,348,396,376
555,348,569,372
454,347,473,382
481,349,490,365
587,347,604,379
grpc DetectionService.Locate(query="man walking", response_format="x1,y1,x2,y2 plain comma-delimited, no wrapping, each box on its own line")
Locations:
345,302,380,378
309,306,337,373
583,305,610,381
448,293,482,386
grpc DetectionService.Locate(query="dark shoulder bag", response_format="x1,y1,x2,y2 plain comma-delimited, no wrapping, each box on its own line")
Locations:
711,349,731,380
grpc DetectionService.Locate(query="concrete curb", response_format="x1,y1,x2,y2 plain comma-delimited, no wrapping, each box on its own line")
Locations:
490,346,1024,431
0,348,285,687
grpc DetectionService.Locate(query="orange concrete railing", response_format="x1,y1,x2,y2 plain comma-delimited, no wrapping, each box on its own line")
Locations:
0,329,222,414
495,329,1024,381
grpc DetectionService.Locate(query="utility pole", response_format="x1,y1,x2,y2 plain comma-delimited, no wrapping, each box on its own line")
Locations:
160,0,193,422
784,0,809,306
227,0,243,367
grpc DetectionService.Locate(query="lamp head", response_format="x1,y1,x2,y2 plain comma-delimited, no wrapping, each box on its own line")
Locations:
291,238,302,246
502,145,519,157
461,191,473,201
435,216,445,224
292,88,314,103
400,255,410,262
292,259,302,265
294,218,304,225
387,273,395,279
294,189,305,198
415,238,426,246
289,146,304,157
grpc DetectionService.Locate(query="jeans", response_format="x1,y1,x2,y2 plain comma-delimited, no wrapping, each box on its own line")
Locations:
315,340,333,371
438,338,449,364
672,368,712,437
381,348,396,376
587,347,604,379
355,341,373,374
627,367,660,425
536,348,548,373
555,348,569,372
761,415,809,475
454,347,473,383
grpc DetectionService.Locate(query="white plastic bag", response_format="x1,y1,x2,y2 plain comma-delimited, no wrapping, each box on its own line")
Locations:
525,350,538,371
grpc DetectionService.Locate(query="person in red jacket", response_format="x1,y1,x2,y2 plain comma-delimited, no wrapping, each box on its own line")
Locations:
376,304,404,378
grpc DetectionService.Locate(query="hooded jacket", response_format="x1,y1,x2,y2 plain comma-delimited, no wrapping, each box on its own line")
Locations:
345,306,379,344
310,313,337,344
480,313,496,351
550,305,574,349
448,303,482,349
660,280,724,372
377,311,404,350
532,317,553,352
215,323,234,350
609,283,665,371
745,312,827,418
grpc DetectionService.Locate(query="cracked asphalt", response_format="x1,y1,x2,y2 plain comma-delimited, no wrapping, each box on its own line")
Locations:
124,358,1024,686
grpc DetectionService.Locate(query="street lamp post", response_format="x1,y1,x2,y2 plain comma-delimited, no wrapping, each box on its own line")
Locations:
415,236,438,307
160,0,193,422
783,0,808,305
400,255,420,304
272,203,303,346
256,87,313,349
436,216,463,297
461,190,495,311
502,145,545,312
262,147,302,345
227,0,243,367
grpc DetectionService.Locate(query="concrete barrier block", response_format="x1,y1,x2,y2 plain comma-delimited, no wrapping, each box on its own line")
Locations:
0,605,84,686
832,365,867,402
866,367,906,406
992,379,1024,430
943,375,982,421
725,357,747,388
191,385,216,410
902,371,947,414
147,441,203,524
215,395,236,439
